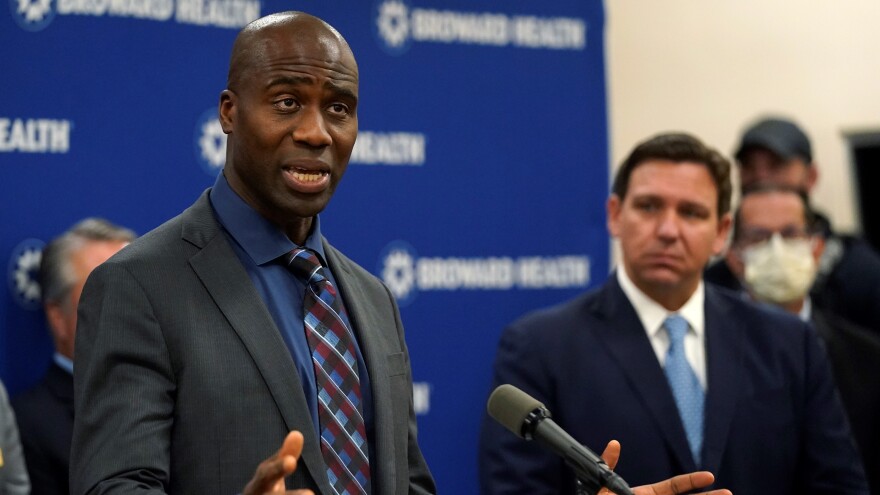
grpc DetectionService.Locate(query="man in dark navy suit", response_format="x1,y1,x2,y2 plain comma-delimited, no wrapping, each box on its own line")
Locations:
480,132,868,494
12,218,133,495
724,184,880,494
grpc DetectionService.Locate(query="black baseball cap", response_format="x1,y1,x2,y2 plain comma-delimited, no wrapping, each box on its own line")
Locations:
735,117,813,164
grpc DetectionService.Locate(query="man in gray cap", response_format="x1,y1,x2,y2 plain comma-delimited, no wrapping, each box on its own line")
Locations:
705,116,880,333
735,117,817,192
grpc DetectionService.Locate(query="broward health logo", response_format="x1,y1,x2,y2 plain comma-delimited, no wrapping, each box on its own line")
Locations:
373,0,587,54
0,117,72,153
10,0,56,31
378,240,591,306
10,0,259,31
7,238,44,311
374,0,410,54
350,131,426,166
194,108,226,176
379,241,418,304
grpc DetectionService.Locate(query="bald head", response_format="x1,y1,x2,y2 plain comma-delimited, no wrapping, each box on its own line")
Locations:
218,10,359,243
227,11,357,91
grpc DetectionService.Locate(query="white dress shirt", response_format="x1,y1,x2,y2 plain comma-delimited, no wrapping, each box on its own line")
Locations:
616,268,707,389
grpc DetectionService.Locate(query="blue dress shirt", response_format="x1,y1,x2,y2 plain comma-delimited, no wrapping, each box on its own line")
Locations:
208,173,374,448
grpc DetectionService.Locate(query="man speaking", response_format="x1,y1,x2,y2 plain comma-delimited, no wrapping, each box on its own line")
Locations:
70,12,434,495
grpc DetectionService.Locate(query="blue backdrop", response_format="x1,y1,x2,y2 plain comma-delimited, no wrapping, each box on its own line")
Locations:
1,0,608,491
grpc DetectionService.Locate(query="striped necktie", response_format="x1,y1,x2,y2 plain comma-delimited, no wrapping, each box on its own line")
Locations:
663,314,704,466
285,248,371,495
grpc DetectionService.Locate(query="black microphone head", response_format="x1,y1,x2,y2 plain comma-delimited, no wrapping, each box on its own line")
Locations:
486,384,546,438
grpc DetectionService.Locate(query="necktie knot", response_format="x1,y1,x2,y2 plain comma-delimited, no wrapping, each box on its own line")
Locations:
664,314,689,344
286,248,326,286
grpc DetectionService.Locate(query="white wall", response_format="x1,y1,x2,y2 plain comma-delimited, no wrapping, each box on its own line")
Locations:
606,0,880,233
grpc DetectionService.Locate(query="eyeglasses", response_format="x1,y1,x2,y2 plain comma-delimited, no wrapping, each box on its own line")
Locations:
735,226,814,247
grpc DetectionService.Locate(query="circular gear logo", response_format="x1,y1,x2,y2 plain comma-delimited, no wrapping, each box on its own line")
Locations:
194,108,227,176
374,0,411,55
379,241,417,306
10,0,56,31
7,238,45,311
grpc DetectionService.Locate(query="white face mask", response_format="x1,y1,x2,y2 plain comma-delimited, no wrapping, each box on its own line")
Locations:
741,233,817,304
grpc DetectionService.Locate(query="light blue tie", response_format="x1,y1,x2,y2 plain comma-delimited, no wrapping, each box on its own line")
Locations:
663,314,704,465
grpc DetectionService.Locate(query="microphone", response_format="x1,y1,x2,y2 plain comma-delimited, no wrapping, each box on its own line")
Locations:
487,384,634,495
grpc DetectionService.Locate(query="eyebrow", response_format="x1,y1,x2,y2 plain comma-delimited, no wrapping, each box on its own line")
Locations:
678,199,710,211
265,76,358,101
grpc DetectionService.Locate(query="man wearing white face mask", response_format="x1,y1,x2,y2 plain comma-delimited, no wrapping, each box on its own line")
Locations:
727,183,880,493
741,231,818,310
705,116,880,333
727,185,824,316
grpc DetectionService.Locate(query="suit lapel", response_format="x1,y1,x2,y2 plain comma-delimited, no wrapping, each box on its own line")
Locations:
592,277,697,471
323,242,396,494
183,195,332,494
700,287,745,475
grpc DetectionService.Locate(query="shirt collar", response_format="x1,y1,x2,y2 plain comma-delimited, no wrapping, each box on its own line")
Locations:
54,352,74,375
799,295,812,322
616,267,705,338
209,172,327,265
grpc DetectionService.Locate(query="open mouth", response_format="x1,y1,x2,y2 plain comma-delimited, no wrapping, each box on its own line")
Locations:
290,168,328,183
283,166,331,193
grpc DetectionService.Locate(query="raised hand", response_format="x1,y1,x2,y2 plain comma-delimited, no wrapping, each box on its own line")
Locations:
598,440,732,495
243,431,315,495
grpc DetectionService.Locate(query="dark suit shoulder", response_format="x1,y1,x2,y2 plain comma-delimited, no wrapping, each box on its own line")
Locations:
11,364,72,418
705,284,815,355
813,233,880,331
505,287,599,336
109,190,217,265
704,258,743,292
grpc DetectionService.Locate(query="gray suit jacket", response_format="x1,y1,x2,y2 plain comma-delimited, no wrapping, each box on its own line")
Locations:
1,381,30,495
71,191,435,495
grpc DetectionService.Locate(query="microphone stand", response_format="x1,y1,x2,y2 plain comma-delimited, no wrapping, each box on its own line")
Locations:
522,408,631,495
576,476,602,495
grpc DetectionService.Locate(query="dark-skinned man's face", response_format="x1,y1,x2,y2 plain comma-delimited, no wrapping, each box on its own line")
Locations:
220,17,359,235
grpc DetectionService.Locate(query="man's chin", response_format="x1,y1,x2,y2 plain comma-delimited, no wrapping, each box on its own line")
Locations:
638,266,683,285
284,193,333,218
633,269,689,293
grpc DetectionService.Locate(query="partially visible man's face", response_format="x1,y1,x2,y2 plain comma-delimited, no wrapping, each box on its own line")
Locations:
608,160,731,310
738,148,816,192
49,239,129,359
220,17,359,239
728,191,823,278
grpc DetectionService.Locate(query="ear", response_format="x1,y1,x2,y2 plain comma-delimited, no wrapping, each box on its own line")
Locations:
724,245,745,279
219,89,236,134
713,212,733,256
812,235,826,262
805,163,819,192
44,302,69,341
607,195,622,238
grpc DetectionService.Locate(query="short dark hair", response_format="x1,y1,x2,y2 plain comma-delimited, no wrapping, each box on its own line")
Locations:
612,132,732,216
732,183,815,243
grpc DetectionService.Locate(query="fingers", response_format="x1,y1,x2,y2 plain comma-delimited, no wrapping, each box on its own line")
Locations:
663,471,714,494
279,430,305,460
600,440,622,470
595,440,622,494
242,431,305,495
645,471,731,495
